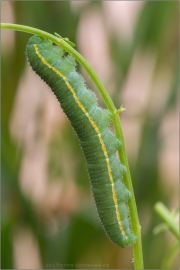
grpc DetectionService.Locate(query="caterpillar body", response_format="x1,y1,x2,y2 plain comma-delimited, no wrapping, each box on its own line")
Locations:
26,35,136,247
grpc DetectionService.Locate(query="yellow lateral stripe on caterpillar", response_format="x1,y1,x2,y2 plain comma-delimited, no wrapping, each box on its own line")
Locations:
34,44,126,238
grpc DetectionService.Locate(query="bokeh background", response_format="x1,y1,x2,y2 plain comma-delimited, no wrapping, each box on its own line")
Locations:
1,1,179,269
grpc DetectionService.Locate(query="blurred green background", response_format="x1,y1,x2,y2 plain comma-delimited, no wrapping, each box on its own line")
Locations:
1,1,179,269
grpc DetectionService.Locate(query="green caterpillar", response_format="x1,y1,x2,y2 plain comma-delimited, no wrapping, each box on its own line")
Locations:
26,35,136,247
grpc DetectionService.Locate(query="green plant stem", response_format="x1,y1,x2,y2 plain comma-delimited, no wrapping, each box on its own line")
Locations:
114,115,144,269
154,202,179,239
1,23,144,269
161,242,179,269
